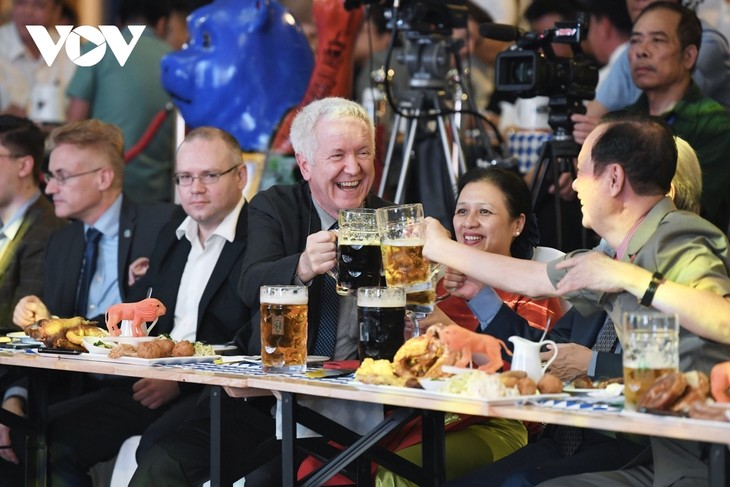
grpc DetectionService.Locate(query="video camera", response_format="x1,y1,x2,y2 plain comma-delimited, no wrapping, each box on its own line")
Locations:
482,20,598,135
345,0,468,88
344,0,467,35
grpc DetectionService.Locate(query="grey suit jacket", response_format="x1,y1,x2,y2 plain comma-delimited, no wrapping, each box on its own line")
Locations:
0,196,66,330
548,197,730,374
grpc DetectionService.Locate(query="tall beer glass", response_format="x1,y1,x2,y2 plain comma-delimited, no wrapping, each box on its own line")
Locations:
376,203,437,314
623,311,679,411
357,287,406,361
260,285,308,373
334,208,382,295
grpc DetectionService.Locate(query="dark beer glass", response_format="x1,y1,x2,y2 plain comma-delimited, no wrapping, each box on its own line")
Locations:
333,208,382,295
357,287,406,361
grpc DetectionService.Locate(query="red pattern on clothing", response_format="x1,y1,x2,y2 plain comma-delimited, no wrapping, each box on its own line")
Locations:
436,278,562,331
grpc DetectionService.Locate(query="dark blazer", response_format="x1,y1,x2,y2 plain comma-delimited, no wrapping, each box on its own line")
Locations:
239,181,390,354
129,202,252,349
0,196,66,330
42,196,176,321
485,305,622,379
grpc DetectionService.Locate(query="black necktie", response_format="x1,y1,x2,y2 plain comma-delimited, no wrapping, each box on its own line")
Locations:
75,227,102,316
558,314,618,457
313,221,339,357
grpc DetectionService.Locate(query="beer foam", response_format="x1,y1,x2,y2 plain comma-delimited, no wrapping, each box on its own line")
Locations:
381,238,424,246
358,295,405,308
260,289,308,305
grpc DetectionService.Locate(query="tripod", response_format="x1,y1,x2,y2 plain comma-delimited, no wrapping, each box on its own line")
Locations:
377,88,467,203
530,130,581,251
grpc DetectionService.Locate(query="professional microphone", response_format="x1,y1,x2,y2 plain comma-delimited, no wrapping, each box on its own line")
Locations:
478,23,523,42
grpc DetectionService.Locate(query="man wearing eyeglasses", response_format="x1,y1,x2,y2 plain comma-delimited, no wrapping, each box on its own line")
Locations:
130,97,392,485
13,119,175,327
38,126,254,487
0,115,66,483
0,115,66,330
3,119,174,482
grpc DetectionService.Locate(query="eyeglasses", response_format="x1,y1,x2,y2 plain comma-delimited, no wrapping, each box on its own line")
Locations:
0,153,22,159
44,167,104,185
173,164,240,186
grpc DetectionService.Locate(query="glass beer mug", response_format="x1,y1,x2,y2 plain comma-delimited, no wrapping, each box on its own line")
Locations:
260,285,308,373
328,208,383,295
357,286,406,361
375,203,440,315
622,311,679,411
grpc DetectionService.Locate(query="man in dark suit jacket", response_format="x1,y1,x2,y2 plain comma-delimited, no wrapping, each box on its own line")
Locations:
0,115,66,331
13,119,175,326
0,116,66,479
44,126,252,486
238,180,390,355
1,120,174,482
131,97,390,486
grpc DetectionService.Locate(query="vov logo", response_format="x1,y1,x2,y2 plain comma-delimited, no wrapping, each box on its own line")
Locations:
26,25,146,67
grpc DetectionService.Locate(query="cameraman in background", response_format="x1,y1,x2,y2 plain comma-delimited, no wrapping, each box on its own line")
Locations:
485,3,599,251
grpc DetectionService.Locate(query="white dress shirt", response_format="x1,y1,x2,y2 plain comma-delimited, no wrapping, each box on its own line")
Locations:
172,197,244,341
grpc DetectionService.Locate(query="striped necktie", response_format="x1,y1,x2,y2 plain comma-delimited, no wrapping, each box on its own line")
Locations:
313,221,339,357
75,227,102,316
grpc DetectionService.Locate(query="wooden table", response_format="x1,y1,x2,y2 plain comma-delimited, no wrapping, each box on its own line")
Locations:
2,350,729,486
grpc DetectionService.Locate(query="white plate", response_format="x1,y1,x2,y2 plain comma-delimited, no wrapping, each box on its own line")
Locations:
417,378,449,392
82,336,113,355
586,383,624,398
116,355,221,366
563,385,599,395
564,384,625,398
222,355,329,365
212,343,239,354
101,336,158,346
6,331,41,344
351,380,568,405
441,365,482,375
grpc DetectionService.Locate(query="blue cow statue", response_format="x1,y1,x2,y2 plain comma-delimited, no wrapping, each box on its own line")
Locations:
161,0,314,152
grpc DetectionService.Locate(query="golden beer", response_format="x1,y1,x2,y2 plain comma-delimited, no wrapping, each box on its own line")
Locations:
260,286,308,373
623,366,677,411
380,241,429,289
406,288,436,314
622,312,679,411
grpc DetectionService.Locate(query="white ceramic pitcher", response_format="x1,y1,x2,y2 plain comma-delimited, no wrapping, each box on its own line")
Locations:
508,335,559,382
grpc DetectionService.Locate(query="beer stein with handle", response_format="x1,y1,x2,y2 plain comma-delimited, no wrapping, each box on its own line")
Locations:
376,203,440,336
327,208,382,295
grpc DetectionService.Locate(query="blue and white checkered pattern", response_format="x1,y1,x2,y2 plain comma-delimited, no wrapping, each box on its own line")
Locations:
508,131,553,174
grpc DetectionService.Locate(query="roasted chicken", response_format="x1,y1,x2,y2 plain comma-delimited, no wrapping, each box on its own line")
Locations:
26,317,108,351
392,324,458,379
